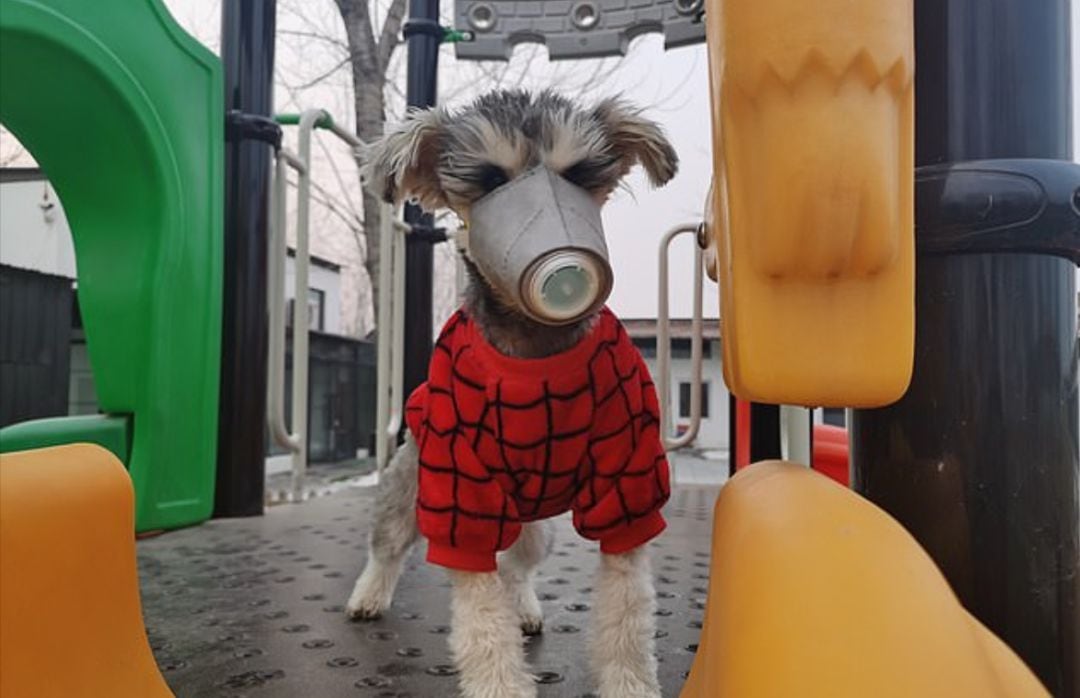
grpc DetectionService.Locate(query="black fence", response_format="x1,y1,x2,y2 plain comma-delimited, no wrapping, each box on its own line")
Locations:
279,329,376,463
0,264,73,428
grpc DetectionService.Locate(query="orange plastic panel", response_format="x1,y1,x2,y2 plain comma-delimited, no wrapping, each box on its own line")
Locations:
705,0,915,407
680,462,1048,698
0,445,173,698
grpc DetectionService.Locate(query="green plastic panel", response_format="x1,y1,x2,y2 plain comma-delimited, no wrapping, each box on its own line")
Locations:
0,0,224,530
0,415,132,465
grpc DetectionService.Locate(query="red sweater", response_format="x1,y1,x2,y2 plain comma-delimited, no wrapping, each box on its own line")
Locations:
406,307,671,572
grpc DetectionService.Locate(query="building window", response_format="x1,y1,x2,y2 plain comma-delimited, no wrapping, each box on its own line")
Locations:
822,407,846,427
632,336,656,358
286,288,326,332
670,338,712,359
307,288,325,332
679,382,710,419
634,337,713,360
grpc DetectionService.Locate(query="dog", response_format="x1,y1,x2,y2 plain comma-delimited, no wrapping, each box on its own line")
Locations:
345,89,679,698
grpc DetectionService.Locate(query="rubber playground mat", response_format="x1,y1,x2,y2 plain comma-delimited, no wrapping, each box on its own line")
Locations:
138,478,719,697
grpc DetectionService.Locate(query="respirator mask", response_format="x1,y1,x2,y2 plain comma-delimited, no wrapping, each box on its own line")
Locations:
459,166,613,326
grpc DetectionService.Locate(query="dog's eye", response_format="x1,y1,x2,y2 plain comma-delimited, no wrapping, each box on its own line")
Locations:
560,157,616,190
476,164,510,193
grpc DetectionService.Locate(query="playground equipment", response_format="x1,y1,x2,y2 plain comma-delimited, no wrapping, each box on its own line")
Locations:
266,111,407,485
707,0,914,408
0,445,172,697
454,0,705,60
0,0,1074,692
687,0,1077,695
681,462,1048,697
0,0,224,532
850,4,1079,692
656,222,705,450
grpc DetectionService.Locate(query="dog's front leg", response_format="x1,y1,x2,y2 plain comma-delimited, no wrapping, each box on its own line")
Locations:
590,547,661,698
499,520,554,635
450,570,537,698
346,435,419,620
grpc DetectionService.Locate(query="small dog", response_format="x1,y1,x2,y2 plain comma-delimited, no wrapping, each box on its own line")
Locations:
346,90,679,698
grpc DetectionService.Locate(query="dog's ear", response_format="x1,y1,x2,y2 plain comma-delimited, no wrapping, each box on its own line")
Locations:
361,107,447,210
591,98,679,187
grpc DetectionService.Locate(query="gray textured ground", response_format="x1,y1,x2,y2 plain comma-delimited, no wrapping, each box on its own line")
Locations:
138,455,725,697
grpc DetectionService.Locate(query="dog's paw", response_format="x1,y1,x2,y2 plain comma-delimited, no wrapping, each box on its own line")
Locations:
519,613,543,636
345,574,393,622
344,597,385,621
509,583,544,636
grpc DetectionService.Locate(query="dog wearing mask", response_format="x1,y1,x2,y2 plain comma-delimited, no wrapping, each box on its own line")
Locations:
345,89,678,698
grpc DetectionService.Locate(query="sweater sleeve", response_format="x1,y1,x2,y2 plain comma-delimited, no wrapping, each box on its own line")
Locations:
413,314,521,572
573,327,671,553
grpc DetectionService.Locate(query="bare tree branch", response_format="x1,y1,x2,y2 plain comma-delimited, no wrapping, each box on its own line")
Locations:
278,28,349,51
294,54,353,90
334,0,379,75
376,0,408,72
286,176,363,231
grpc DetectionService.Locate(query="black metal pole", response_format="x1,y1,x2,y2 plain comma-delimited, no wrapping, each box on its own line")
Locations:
851,2,1078,695
728,398,781,478
401,0,441,408
216,0,277,517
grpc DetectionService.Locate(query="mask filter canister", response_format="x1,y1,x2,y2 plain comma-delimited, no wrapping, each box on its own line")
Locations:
466,166,613,326
522,250,608,324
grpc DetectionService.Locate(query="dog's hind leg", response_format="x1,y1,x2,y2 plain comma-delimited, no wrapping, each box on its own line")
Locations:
499,520,554,635
590,546,661,698
450,570,538,698
345,434,420,620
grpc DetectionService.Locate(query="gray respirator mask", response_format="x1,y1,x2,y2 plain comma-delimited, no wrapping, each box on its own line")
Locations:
458,166,613,326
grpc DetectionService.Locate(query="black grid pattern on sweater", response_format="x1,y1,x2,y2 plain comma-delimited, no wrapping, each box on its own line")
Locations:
411,315,670,551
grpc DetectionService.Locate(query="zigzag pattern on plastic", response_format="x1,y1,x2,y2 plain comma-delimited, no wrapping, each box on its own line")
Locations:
740,48,912,97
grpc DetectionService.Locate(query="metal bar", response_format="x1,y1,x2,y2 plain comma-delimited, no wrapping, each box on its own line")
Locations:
401,0,441,423
851,2,1077,694
389,217,407,443
277,111,368,150
216,0,277,518
731,397,748,473
374,205,395,473
272,107,399,474
731,398,783,475
657,223,705,451
374,204,407,473
779,405,811,466
267,150,304,454
285,109,325,501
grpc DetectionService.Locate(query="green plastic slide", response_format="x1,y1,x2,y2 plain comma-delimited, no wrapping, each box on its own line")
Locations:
0,0,224,531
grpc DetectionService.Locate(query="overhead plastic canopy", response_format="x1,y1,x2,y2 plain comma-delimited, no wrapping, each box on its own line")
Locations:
453,0,706,60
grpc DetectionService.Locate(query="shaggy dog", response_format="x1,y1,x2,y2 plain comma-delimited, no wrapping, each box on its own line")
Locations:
346,89,679,698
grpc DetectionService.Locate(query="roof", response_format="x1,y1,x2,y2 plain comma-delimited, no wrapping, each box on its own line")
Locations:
286,247,341,273
620,317,721,339
0,167,46,183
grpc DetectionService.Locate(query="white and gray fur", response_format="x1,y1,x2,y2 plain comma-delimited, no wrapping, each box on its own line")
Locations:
346,89,678,698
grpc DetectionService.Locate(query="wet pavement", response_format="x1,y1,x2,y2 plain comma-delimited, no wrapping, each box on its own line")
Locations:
138,455,725,697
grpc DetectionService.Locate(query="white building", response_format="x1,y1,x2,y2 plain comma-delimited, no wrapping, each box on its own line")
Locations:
622,317,729,453
0,169,76,278
284,249,344,335
0,170,365,463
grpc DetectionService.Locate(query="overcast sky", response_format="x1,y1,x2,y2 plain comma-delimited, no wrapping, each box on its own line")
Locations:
7,1,1075,324
165,0,1078,321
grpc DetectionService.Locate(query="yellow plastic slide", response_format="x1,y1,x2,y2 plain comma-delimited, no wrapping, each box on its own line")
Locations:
681,462,1048,697
0,444,173,697
705,0,915,407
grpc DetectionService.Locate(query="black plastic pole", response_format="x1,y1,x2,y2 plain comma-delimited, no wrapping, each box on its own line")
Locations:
728,398,781,477
851,2,1078,695
216,0,277,517
400,0,441,409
